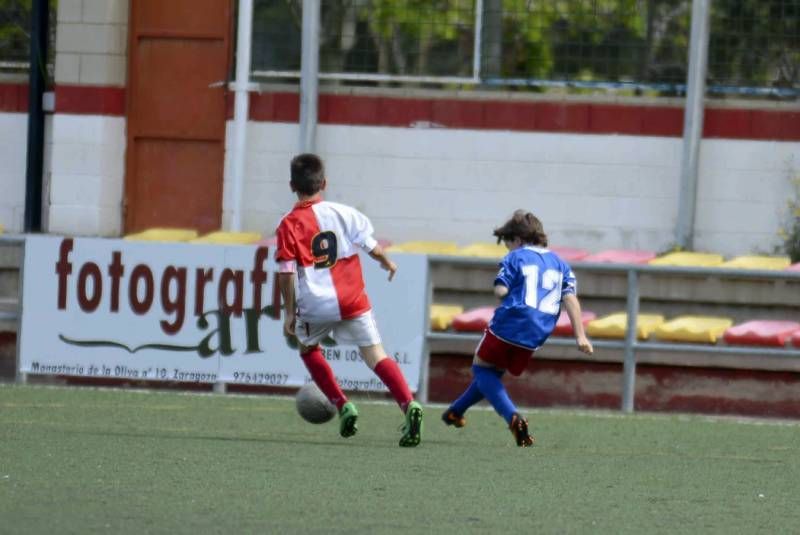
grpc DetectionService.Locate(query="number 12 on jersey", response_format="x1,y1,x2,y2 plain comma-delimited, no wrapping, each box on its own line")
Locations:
521,265,562,314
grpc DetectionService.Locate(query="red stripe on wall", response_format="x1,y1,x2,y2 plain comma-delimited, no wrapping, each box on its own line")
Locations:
3,83,797,140
54,85,126,115
246,91,799,141
0,83,29,112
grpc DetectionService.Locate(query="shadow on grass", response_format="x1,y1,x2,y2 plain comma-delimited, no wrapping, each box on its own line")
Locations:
55,426,401,449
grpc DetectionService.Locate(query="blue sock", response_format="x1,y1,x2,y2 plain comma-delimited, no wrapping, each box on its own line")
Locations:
472,365,517,424
449,380,484,416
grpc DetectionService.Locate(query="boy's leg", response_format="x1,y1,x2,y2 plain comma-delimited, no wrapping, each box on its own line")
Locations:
449,381,484,416
471,364,517,424
299,335,358,438
471,363,533,447
443,381,483,428
360,345,423,447
363,346,413,411
300,344,348,410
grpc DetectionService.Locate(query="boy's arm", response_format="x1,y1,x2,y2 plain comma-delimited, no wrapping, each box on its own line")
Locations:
277,272,297,336
562,293,593,355
367,244,397,281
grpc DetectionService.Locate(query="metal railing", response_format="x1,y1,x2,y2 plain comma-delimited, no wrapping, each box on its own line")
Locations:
250,0,800,99
425,255,800,413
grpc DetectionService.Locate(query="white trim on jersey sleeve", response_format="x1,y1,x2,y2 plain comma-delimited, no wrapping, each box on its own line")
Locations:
360,235,378,252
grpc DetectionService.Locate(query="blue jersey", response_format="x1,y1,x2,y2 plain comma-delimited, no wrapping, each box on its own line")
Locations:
489,246,577,350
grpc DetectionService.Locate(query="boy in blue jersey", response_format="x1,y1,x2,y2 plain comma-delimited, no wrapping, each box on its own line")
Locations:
442,210,593,447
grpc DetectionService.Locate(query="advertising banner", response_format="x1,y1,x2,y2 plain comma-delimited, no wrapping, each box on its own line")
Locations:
19,236,427,392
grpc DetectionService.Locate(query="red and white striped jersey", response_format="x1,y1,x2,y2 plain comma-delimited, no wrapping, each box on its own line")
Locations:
276,199,378,322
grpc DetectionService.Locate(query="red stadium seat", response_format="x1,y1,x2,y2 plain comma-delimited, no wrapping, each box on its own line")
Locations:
451,306,494,332
722,320,800,347
786,262,800,272
793,330,800,348
550,246,589,262
552,310,597,336
581,249,657,264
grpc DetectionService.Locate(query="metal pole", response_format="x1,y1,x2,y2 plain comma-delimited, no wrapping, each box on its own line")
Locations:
675,0,711,250
230,0,254,232
15,238,27,384
24,0,49,232
418,259,434,404
299,0,320,153
621,269,640,413
472,0,483,82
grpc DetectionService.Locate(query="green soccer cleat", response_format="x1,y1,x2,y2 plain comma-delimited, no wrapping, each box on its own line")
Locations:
338,401,358,438
509,413,534,447
399,401,424,447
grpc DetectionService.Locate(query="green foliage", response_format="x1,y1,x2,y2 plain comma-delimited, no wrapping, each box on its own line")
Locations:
0,0,57,73
0,0,33,63
781,172,800,262
249,0,798,95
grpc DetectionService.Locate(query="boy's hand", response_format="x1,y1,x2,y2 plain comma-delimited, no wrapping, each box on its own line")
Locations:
283,315,296,337
576,334,593,355
381,259,397,281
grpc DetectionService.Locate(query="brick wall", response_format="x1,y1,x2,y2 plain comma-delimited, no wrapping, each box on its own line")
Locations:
0,114,28,231
43,0,129,236
223,120,798,257
54,0,128,86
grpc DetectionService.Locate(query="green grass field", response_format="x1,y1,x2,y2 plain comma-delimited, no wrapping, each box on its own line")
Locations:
1,385,798,534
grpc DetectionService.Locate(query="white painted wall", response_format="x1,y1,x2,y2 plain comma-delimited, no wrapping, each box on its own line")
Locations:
3,113,795,255
0,113,28,232
46,114,125,236
223,121,799,257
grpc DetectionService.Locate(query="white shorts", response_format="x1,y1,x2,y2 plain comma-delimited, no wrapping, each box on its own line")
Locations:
295,310,382,348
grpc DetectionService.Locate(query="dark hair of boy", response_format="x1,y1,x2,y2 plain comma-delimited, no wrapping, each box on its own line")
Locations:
290,153,326,196
492,209,548,247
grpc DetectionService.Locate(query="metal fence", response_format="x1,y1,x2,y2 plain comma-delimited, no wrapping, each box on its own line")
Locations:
251,0,800,99
425,255,800,412
0,0,56,77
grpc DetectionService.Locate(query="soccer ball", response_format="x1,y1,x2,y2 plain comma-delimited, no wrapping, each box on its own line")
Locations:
295,382,337,424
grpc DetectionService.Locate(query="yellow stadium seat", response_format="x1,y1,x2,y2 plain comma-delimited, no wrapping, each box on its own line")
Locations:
648,251,724,267
430,304,464,331
190,231,263,245
719,255,790,271
124,228,198,242
387,241,459,255
456,242,507,258
586,313,665,340
0,223,4,235
654,316,734,344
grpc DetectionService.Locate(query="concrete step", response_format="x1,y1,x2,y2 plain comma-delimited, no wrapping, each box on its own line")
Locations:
0,238,22,301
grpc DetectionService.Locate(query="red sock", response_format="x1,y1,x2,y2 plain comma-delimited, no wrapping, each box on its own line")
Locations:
301,347,347,410
373,358,413,412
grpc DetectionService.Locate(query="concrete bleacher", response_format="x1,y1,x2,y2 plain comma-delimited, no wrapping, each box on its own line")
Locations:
421,242,800,378
429,254,800,324
0,236,22,380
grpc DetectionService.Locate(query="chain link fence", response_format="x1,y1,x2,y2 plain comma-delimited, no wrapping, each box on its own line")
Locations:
0,0,56,78
251,0,799,99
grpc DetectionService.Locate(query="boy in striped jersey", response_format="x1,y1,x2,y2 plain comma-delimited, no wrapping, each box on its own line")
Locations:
442,210,593,447
276,153,423,447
